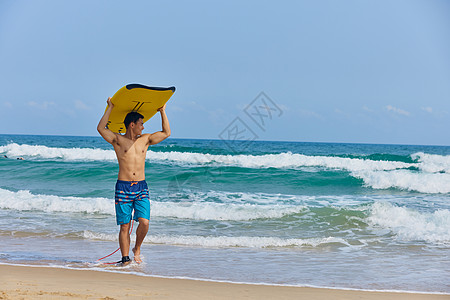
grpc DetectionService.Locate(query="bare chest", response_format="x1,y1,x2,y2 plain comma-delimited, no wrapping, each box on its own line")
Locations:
114,139,148,160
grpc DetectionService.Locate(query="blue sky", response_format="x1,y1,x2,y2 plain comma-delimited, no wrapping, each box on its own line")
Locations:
1,0,449,145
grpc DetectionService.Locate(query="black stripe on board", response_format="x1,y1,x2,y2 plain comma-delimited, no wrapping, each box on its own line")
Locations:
126,84,176,92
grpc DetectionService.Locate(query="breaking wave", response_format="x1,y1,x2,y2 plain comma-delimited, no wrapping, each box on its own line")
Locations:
2,143,450,193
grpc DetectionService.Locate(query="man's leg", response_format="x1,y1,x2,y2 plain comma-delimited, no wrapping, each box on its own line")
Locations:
119,221,131,263
132,217,149,264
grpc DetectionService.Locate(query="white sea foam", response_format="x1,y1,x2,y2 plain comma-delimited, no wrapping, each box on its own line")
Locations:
412,152,450,173
82,231,348,248
0,143,116,161
353,170,450,194
167,190,310,205
152,201,306,220
136,150,417,172
368,202,450,244
2,188,449,246
0,188,305,221
0,143,414,172
149,235,350,248
2,143,450,194
0,188,114,214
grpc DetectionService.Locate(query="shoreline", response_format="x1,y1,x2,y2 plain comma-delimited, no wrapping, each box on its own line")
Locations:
0,262,448,295
1,264,448,300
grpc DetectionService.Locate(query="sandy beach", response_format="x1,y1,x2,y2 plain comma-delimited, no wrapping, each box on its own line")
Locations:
0,264,447,300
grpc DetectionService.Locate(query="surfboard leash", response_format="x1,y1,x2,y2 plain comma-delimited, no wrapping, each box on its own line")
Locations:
96,220,134,264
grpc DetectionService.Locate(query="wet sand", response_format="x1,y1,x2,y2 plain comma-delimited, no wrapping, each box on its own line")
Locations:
0,264,448,300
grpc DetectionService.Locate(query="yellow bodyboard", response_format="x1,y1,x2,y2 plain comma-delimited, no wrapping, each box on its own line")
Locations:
105,84,175,133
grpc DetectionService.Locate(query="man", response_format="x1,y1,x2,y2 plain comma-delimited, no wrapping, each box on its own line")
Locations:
97,97,170,265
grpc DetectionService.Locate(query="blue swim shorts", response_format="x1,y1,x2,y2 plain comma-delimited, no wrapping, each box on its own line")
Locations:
115,180,150,225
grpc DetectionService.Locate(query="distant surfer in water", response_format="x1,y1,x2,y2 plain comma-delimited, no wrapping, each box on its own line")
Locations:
97,97,170,265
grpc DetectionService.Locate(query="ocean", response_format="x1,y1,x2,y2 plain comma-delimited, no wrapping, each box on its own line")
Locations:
0,134,449,293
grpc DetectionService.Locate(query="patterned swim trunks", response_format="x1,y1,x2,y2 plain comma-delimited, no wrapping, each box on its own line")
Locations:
114,180,150,225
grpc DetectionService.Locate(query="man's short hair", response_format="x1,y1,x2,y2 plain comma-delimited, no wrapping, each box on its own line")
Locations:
124,111,144,129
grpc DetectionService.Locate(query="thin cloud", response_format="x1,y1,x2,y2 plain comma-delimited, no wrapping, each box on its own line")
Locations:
421,106,433,113
385,105,410,116
3,102,12,108
74,100,90,111
187,100,208,112
298,109,323,120
27,101,55,110
334,108,351,118
169,105,184,112
362,105,374,113
208,108,230,125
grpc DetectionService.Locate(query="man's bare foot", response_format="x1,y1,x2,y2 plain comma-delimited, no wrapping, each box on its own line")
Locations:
132,247,142,264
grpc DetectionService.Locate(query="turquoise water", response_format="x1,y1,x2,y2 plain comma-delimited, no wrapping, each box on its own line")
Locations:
0,134,449,292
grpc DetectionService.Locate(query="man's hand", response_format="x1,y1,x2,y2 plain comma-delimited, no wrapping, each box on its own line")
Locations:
107,97,114,108
97,96,117,145
157,104,166,112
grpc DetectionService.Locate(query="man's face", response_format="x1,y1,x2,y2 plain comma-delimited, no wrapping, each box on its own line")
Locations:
132,118,144,135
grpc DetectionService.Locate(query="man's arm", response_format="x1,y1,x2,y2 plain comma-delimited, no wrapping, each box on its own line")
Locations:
97,97,117,144
148,104,171,145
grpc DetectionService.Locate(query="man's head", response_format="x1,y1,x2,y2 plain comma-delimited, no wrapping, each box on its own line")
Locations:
124,111,145,134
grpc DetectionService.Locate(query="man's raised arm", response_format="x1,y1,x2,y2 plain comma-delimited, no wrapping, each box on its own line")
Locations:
97,97,117,144
148,104,171,145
